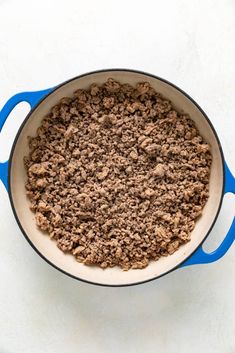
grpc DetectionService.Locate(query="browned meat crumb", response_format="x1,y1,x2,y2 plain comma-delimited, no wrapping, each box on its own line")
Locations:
25,78,212,270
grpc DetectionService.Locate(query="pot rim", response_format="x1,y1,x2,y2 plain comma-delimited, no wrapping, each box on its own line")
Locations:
8,68,225,287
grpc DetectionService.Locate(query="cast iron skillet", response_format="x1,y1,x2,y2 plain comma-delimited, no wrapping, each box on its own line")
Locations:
0,69,234,286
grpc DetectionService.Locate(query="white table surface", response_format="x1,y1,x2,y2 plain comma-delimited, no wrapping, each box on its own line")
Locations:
0,1,235,352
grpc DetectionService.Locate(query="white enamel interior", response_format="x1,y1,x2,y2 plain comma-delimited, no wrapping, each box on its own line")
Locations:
10,70,224,286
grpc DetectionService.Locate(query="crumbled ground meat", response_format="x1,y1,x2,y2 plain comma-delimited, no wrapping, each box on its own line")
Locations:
24,79,212,270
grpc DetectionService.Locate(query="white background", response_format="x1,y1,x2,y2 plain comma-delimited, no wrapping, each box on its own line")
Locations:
0,0,235,352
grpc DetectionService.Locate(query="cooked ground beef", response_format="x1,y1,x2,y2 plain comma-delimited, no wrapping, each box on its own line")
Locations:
24,79,212,270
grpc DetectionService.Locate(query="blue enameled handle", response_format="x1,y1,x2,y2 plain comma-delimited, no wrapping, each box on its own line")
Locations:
0,88,53,191
181,162,235,267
